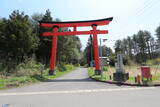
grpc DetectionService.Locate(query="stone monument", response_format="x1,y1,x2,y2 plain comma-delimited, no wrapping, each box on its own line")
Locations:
113,54,129,82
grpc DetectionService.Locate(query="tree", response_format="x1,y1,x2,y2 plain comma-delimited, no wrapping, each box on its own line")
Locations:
114,30,155,64
100,45,113,57
136,30,148,63
82,35,94,66
2,10,38,63
155,25,160,55
127,36,133,58
132,34,139,55
149,37,156,58
122,38,128,55
35,9,53,65
31,13,43,34
0,18,8,54
57,34,82,65
114,40,123,53
0,10,39,73
144,30,152,59
156,25,160,41
31,10,82,66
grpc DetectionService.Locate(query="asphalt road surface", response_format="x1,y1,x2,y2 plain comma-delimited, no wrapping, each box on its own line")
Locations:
0,67,160,107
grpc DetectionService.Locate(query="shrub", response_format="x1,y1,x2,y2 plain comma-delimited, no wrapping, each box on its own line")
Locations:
65,64,74,70
102,66,108,72
75,63,80,67
146,58,160,65
16,58,44,76
57,63,67,72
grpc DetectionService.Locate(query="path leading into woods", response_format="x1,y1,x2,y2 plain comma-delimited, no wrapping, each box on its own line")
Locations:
0,67,159,107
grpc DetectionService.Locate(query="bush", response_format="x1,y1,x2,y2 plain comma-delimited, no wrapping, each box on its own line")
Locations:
65,64,74,70
16,58,44,76
146,58,160,65
0,59,17,76
88,67,94,76
57,63,67,72
75,63,80,67
102,66,108,72
109,54,116,66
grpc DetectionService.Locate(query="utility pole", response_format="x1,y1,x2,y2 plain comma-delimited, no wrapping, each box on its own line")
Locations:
99,38,108,57
100,38,102,57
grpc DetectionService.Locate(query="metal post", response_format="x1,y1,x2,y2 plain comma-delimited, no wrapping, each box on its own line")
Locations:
100,38,102,57
90,35,93,66
103,39,108,56
49,27,58,75
92,24,101,75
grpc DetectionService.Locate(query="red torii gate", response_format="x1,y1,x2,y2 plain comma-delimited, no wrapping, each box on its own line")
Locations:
39,17,113,75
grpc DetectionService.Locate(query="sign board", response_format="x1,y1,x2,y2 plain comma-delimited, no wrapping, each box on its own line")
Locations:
100,57,109,66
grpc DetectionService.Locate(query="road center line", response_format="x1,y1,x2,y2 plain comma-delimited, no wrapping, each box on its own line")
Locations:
0,87,156,96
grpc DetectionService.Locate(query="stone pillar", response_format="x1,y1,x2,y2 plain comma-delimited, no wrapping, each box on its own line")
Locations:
113,54,129,82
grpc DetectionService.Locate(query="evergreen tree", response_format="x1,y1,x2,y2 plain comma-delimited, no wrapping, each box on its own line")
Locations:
82,35,94,66
155,25,160,55
36,9,53,65
156,25,160,41
1,10,38,63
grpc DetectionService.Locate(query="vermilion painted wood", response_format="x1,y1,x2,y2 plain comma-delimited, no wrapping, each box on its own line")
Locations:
39,17,112,28
50,27,58,71
73,26,77,31
39,17,113,74
42,30,108,36
92,25,101,71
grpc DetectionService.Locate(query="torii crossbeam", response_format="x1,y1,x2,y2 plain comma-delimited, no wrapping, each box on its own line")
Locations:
39,17,113,75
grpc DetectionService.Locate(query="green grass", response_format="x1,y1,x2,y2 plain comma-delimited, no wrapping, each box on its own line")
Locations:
0,64,76,90
88,67,95,77
88,66,160,84
0,76,38,89
43,65,76,80
128,76,135,83
88,67,111,81
146,58,160,65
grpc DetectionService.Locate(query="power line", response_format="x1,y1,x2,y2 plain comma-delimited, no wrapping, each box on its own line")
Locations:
121,0,160,36
136,0,155,17
107,0,160,46
117,0,152,36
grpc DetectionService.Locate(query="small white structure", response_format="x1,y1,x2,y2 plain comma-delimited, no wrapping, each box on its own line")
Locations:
99,57,109,66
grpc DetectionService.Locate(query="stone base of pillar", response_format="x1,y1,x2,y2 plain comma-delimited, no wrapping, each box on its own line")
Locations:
113,72,129,82
95,70,102,75
49,70,56,75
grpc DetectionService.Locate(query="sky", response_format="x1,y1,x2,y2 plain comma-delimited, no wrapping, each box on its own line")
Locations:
1,0,160,50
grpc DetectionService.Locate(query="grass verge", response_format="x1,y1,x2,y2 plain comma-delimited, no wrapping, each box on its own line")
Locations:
88,66,160,85
88,67,111,81
0,64,77,90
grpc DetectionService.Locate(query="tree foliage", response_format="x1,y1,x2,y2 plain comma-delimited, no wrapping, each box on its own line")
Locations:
0,9,82,74
82,35,113,66
156,25,160,41
0,10,38,64
82,35,94,66
114,30,159,64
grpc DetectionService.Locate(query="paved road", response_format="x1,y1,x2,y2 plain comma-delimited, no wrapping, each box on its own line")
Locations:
0,68,159,107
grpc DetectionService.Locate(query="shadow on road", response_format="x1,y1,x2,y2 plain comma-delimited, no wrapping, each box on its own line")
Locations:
46,78,95,83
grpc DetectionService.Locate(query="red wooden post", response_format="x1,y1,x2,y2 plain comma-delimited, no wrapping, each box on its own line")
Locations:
73,26,77,31
49,27,58,75
92,24,101,75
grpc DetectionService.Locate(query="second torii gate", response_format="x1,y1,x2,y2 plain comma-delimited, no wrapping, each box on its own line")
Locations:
39,17,113,75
